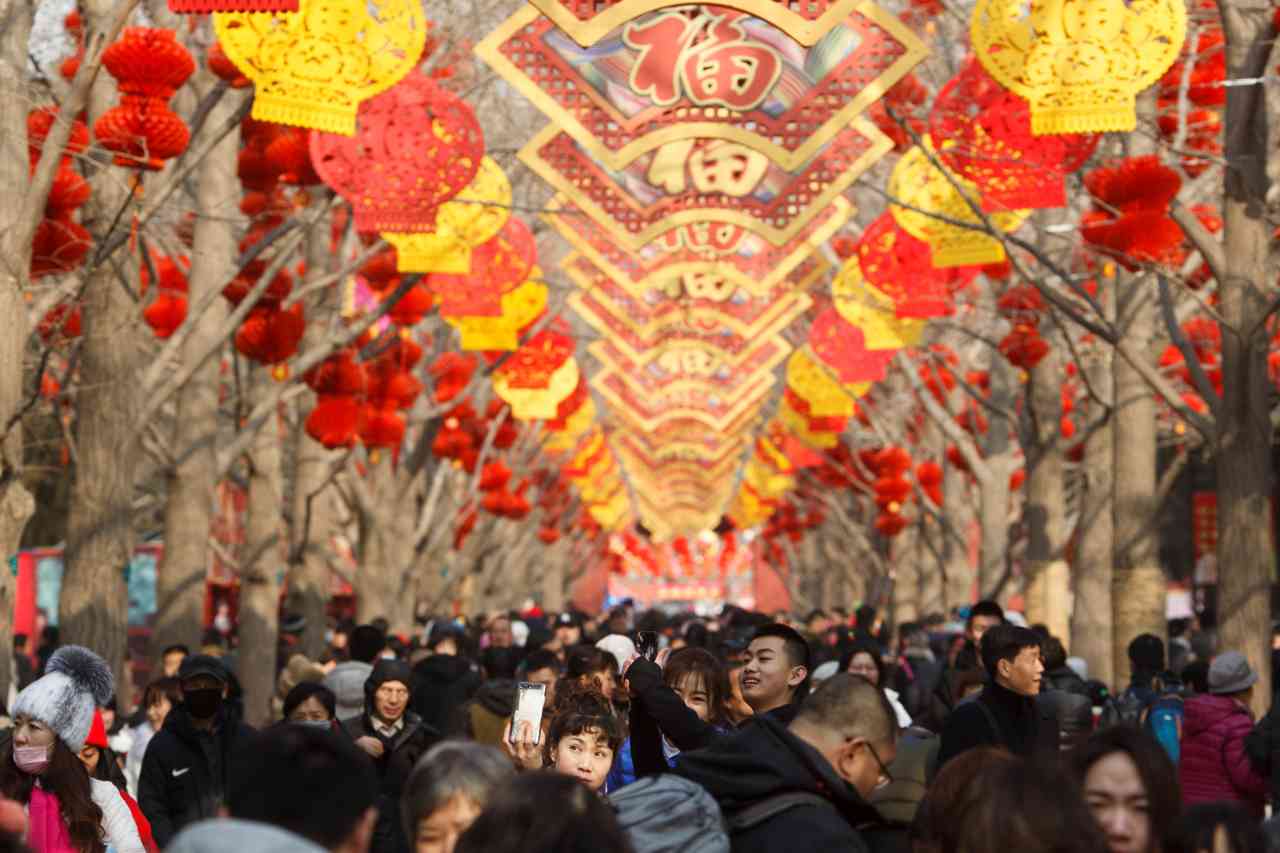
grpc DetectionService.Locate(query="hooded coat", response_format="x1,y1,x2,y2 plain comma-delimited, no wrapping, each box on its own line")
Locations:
675,716,886,853
410,654,481,734
137,704,255,847
1180,693,1267,816
341,659,439,853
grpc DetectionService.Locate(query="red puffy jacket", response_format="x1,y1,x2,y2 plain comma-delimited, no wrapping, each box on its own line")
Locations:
1179,694,1268,816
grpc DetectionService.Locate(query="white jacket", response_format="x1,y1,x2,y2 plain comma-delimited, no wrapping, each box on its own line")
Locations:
90,778,145,853
884,687,913,730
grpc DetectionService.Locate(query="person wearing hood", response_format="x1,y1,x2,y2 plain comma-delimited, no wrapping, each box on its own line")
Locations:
675,672,897,853
342,659,439,853
137,654,256,847
1180,651,1267,816
0,645,145,853
325,626,386,723
410,646,481,735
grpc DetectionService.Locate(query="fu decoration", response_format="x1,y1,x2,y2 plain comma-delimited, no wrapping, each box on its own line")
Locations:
94,28,195,170
384,156,512,274
928,58,1098,212
971,0,1186,134
214,0,427,135
311,75,484,233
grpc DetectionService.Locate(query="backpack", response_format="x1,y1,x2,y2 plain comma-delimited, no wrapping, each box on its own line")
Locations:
608,774,835,853
1098,687,1149,729
1144,693,1184,765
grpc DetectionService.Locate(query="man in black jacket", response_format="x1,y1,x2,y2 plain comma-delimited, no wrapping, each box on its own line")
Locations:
138,655,256,847
343,658,439,853
936,624,1056,769
739,623,811,725
925,601,1003,730
676,673,898,853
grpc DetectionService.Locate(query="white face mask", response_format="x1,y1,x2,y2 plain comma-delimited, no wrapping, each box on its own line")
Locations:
380,652,396,660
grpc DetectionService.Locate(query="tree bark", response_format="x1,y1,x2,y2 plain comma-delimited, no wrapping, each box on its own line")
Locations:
240,369,284,727
0,0,36,702
1111,268,1165,687
941,452,976,608
60,0,147,687
286,199,340,657
355,455,417,633
1213,0,1275,714
1071,281,1116,686
1024,347,1070,641
892,524,921,625
151,68,239,662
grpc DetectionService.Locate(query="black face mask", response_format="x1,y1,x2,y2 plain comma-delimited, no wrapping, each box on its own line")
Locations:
184,688,224,719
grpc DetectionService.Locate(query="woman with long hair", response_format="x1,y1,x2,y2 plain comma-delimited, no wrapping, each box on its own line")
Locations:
1,647,144,853
1073,726,1182,853
77,711,156,852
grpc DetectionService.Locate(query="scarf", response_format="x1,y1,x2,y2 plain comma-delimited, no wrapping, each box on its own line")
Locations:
28,786,76,853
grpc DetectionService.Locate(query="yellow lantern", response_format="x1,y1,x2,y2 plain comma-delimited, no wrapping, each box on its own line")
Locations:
215,0,427,135
445,274,547,351
493,356,580,420
888,141,1029,268
971,0,1186,134
383,157,512,273
830,257,926,349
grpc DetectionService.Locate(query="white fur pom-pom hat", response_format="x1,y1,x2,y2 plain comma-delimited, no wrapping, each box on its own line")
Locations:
12,645,114,752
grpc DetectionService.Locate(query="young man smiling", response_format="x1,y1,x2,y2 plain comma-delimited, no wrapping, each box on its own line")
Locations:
936,623,1056,768
739,623,811,726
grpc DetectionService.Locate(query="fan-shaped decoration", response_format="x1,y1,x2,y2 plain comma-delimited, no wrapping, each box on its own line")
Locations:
426,217,536,316
888,141,1028,267
445,276,548,351
213,0,428,135
971,0,1186,134
384,156,512,273
929,58,1098,211
311,75,484,232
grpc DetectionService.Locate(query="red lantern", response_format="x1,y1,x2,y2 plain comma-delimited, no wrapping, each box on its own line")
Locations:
31,217,91,279
233,303,305,364
311,75,484,233
102,29,195,99
360,405,406,449
857,214,953,319
306,396,361,449
143,292,188,339
430,352,478,403
428,218,537,317
998,324,1050,370
387,284,434,327
807,308,897,384
875,512,908,537
305,350,366,396
207,41,250,88
94,96,190,170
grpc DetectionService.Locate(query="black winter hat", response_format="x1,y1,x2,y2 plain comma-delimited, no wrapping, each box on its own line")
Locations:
364,658,413,709
1127,633,1165,671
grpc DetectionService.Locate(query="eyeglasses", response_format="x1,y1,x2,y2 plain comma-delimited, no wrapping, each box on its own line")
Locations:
867,741,894,790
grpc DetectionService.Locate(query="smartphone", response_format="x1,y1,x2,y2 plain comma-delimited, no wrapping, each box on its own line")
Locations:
636,630,659,663
508,682,547,745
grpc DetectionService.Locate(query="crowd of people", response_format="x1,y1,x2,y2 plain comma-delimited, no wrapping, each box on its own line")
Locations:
0,599,1278,852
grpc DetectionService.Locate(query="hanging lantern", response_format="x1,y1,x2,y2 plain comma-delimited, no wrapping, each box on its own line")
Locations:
888,141,1029,268
445,276,548,351
311,74,483,232
172,0,298,12
359,405,406,448
928,58,1099,212
31,218,91,279
94,29,194,171
831,251,928,342
102,28,195,99
234,303,306,364
214,0,428,135
426,217,536,316
495,354,581,419
971,0,1185,134
856,213,957,317
807,307,897,385
305,396,362,449
384,156,513,274
785,348,857,419
386,284,435,327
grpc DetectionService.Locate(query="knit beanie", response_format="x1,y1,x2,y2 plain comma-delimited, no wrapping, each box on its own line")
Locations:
12,646,114,752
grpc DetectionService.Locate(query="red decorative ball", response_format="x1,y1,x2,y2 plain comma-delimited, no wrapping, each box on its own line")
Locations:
102,28,195,99
93,95,190,171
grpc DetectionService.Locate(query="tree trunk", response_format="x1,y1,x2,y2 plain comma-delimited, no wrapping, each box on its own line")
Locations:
61,0,146,686
240,370,283,727
941,453,976,608
1213,0,1275,714
1024,348,1070,641
892,524,921,625
540,543,566,613
977,361,1017,599
151,69,239,662
0,0,36,702
1071,281,1116,686
1111,268,1165,687
286,197,340,657
355,456,417,633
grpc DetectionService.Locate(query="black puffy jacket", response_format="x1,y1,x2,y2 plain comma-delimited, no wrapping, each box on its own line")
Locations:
676,716,889,853
137,706,255,848
1037,666,1093,750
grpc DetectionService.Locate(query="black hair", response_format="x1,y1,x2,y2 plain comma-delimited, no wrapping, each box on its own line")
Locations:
839,641,886,688
228,726,378,850
1040,635,1068,671
966,600,1005,631
454,771,632,853
1181,659,1210,694
481,647,521,681
805,609,828,624
1166,803,1264,853
87,745,129,791
663,647,731,727
749,623,811,701
1073,726,1181,850
282,682,337,721
564,645,617,680
143,676,183,711
520,649,563,678
161,644,189,658
12,635,25,650
545,686,624,766
350,625,387,664
979,624,1042,681
1,738,104,853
